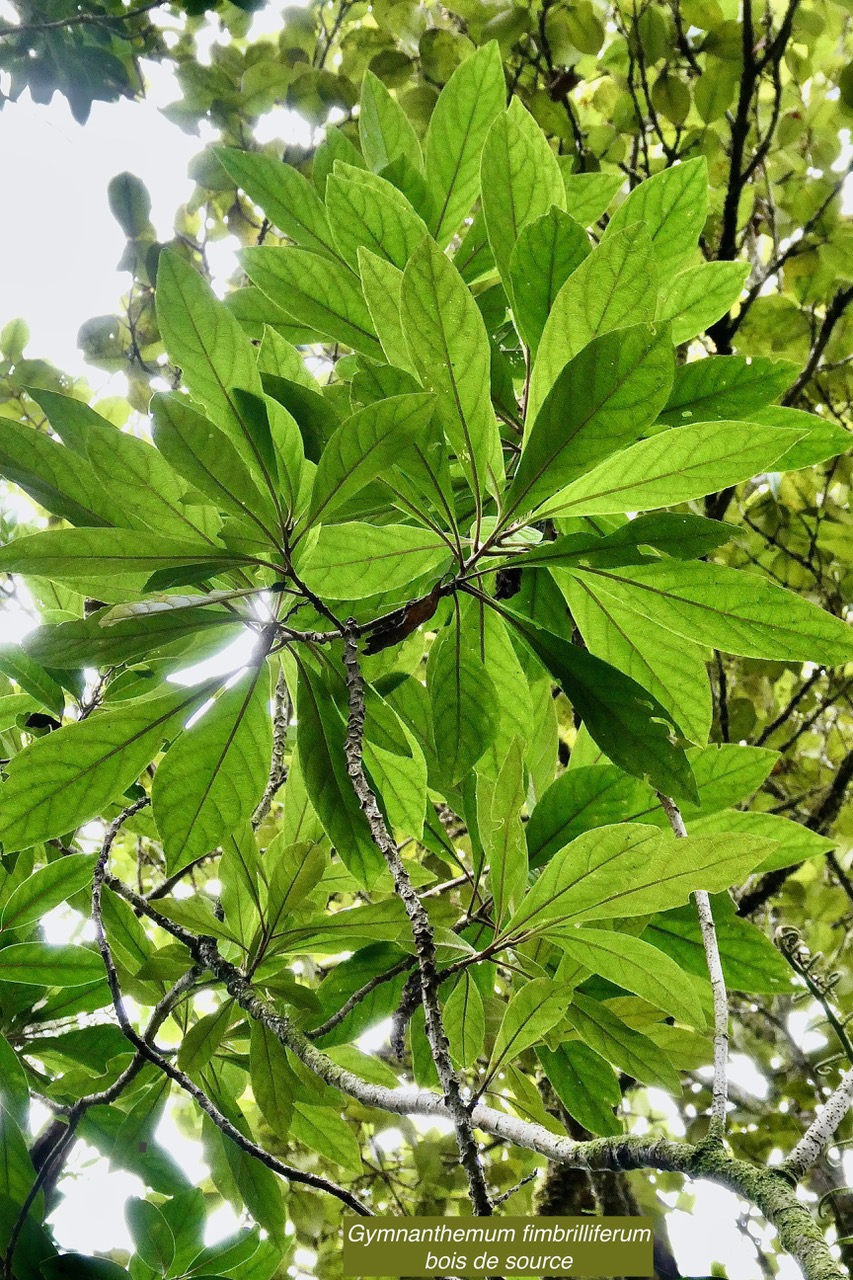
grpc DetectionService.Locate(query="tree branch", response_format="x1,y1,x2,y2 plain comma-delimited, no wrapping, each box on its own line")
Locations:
0,1,162,37
782,1068,853,1182
91,805,371,1216
658,793,729,1141
341,628,493,1215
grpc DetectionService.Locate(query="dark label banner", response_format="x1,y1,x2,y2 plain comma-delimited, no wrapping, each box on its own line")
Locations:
342,1215,655,1277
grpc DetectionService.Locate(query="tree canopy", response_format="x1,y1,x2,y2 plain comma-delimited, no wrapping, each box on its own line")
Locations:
1,2,853,1278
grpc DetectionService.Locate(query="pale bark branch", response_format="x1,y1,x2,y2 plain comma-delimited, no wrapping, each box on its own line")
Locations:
782,1068,853,1183
657,793,729,1141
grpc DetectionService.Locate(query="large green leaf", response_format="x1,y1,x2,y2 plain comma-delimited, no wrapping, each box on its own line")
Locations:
502,824,773,947
359,70,423,173
0,417,113,527
506,323,673,520
0,682,211,852
564,994,681,1092
481,97,565,290
655,356,799,428
0,528,255,586
602,157,707,283
24,608,240,670
242,246,383,360
499,602,697,804
0,944,105,987
426,620,499,786
508,208,590,353
561,570,713,743
400,236,504,501
486,978,568,1075
657,261,749,344
1,854,97,932
295,521,451,599
425,41,506,245
567,560,853,663
216,147,340,259
150,393,281,545
501,823,774,941
295,659,383,887
152,663,273,872
357,250,416,373
562,170,624,226
326,167,428,270
528,224,658,422
155,253,278,493
304,393,436,528
537,1041,622,1136
646,895,792,995
534,419,802,520
555,927,705,1026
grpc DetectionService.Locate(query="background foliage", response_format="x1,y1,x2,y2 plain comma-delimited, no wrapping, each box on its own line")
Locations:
1,0,853,1277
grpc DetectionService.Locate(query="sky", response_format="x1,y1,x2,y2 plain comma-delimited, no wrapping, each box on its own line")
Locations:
0,13,845,1277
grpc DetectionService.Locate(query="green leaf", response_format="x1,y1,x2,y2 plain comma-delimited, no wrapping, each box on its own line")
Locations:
0,528,253,589
305,393,436,528
125,1197,176,1274
155,252,278,490
556,927,705,1026
481,97,565,290
0,417,113,527
487,978,568,1075
24,608,240,671
263,838,326,935
295,659,383,887
479,739,528,926
177,1002,235,1075
356,250,416,373
562,170,624,227
561,568,712,743
499,603,697,804
502,823,775,941
0,682,211,853
242,246,383,360
0,1035,30,1127
359,70,423,172
567,560,853,663
71,407,219,542
527,224,658,423
290,1103,362,1174
527,765,653,868
646,894,792,995
400,236,504,500
534,419,802,520
657,261,749,344
326,167,428,270
749,405,853,472
150,393,280,544
216,147,340,259
1,854,97,932
443,972,485,1068
687,809,834,875
508,208,590,353
425,41,506,245
602,157,708,283
0,944,104,986
426,620,500,786
295,521,451,599
249,1021,295,1137
656,356,799,428
0,645,66,718
564,993,681,1092
507,324,674,520
537,1042,621,1136
152,664,273,872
